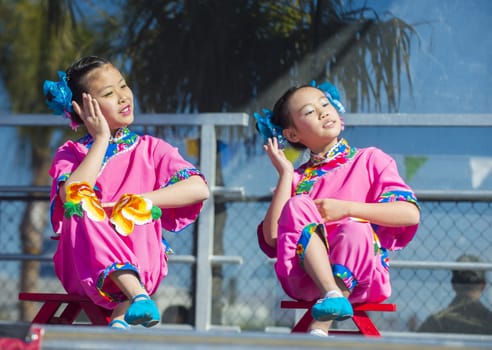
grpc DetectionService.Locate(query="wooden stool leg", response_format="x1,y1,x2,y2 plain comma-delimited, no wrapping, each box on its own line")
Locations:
31,301,62,324
58,302,83,324
80,302,111,325
291,309,313,333
351,310,380,336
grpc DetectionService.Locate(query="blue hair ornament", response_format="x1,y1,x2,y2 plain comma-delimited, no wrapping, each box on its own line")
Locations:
43,71,79,130
310,80,345,113
253,108,286,148
43,71,74,114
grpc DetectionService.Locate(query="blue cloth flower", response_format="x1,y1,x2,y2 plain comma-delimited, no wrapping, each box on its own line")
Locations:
310,80,345,113
253,108,286,147
43,71,74,115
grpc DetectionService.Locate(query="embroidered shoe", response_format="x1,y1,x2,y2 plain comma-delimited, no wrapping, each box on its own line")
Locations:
124,294,160,327
311,291,353,322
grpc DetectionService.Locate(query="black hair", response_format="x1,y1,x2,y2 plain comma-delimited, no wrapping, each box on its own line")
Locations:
271,84,312,150
65,56,112,126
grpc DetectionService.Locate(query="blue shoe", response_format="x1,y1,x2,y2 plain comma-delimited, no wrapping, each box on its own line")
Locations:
108,319,130,330
124,294,160,327
312,295,353,321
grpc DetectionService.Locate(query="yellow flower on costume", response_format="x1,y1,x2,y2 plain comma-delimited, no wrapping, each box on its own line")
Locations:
110,194,161,236
64,182,106,221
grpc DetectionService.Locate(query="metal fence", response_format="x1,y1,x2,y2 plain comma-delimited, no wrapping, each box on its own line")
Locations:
0,113,491,335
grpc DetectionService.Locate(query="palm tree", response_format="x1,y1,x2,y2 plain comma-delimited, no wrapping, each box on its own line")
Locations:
113,1,414,114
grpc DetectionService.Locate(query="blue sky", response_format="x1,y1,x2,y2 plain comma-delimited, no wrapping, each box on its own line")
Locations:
381,0,492,114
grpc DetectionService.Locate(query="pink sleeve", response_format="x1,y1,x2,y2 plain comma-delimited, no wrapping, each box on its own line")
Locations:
257,222,277,258
153,139,207,232
368,148,420,250
48,141,84,234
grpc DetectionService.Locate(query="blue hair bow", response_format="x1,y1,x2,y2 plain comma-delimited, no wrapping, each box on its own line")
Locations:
253,108,286,147
43,71,74,115
310,80,345,113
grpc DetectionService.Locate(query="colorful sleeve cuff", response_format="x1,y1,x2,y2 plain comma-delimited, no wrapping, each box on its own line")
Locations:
378,190,420,210
160,167,206,232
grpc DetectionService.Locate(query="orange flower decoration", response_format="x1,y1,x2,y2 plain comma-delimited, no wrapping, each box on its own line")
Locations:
110,194,160,236
64,182,106,221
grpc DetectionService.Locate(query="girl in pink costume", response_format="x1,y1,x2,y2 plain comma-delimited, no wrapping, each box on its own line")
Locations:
43,56,209,329
254,82,420,336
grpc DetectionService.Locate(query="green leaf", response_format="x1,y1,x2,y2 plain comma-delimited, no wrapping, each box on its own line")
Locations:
151,205,162,220
63,201,83,219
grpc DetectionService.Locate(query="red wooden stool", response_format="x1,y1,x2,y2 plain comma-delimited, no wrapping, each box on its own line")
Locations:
281,300,396,336
18,292,111,325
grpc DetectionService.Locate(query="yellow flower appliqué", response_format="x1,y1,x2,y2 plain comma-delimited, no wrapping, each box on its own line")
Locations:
64,182,106,221
110,194,162,236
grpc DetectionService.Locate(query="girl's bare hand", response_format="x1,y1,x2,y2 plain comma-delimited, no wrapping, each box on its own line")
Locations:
314,198,351,222
72,93,111,140
264,137,293,175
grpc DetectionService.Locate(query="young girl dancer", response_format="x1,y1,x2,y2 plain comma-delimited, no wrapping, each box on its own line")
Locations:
44,56,209,329
254,81,420,336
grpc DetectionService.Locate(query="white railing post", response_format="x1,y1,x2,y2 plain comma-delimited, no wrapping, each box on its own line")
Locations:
195,123,216,330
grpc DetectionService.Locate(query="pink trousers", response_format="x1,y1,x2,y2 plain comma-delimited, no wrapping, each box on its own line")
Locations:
275,194,391,303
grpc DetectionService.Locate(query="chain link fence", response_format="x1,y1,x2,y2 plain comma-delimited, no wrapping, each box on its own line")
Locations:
1,193,491,333
1,116,491,334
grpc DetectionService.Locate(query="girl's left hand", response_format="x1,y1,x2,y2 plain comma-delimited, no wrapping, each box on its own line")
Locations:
314,198,350,222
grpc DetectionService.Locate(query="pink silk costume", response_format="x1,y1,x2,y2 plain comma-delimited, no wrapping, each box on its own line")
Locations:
257,138,419,303
49,128,205,309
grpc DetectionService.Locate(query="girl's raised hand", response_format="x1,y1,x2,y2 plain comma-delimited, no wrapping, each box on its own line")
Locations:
72,93,111,140
263,137,293,175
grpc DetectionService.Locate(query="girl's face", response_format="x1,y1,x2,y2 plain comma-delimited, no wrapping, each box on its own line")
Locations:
283,86,342,154
83,64,134,130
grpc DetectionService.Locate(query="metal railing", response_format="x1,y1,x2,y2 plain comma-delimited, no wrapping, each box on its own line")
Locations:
1,112,491,332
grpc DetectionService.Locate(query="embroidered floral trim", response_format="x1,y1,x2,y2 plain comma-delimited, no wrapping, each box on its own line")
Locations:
97,262,141,302
372,190,420,235
162,237,174,255
378,190,420,209
296,223,328,265
78,127,139,168
56,173,71,189
372,231,390,269
296,223,318,263
309,138,352,166
166,167,205,186
333,264,358,291
110,194,162,236
295,139,356,195
63,182,106,221
380,246,389,269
